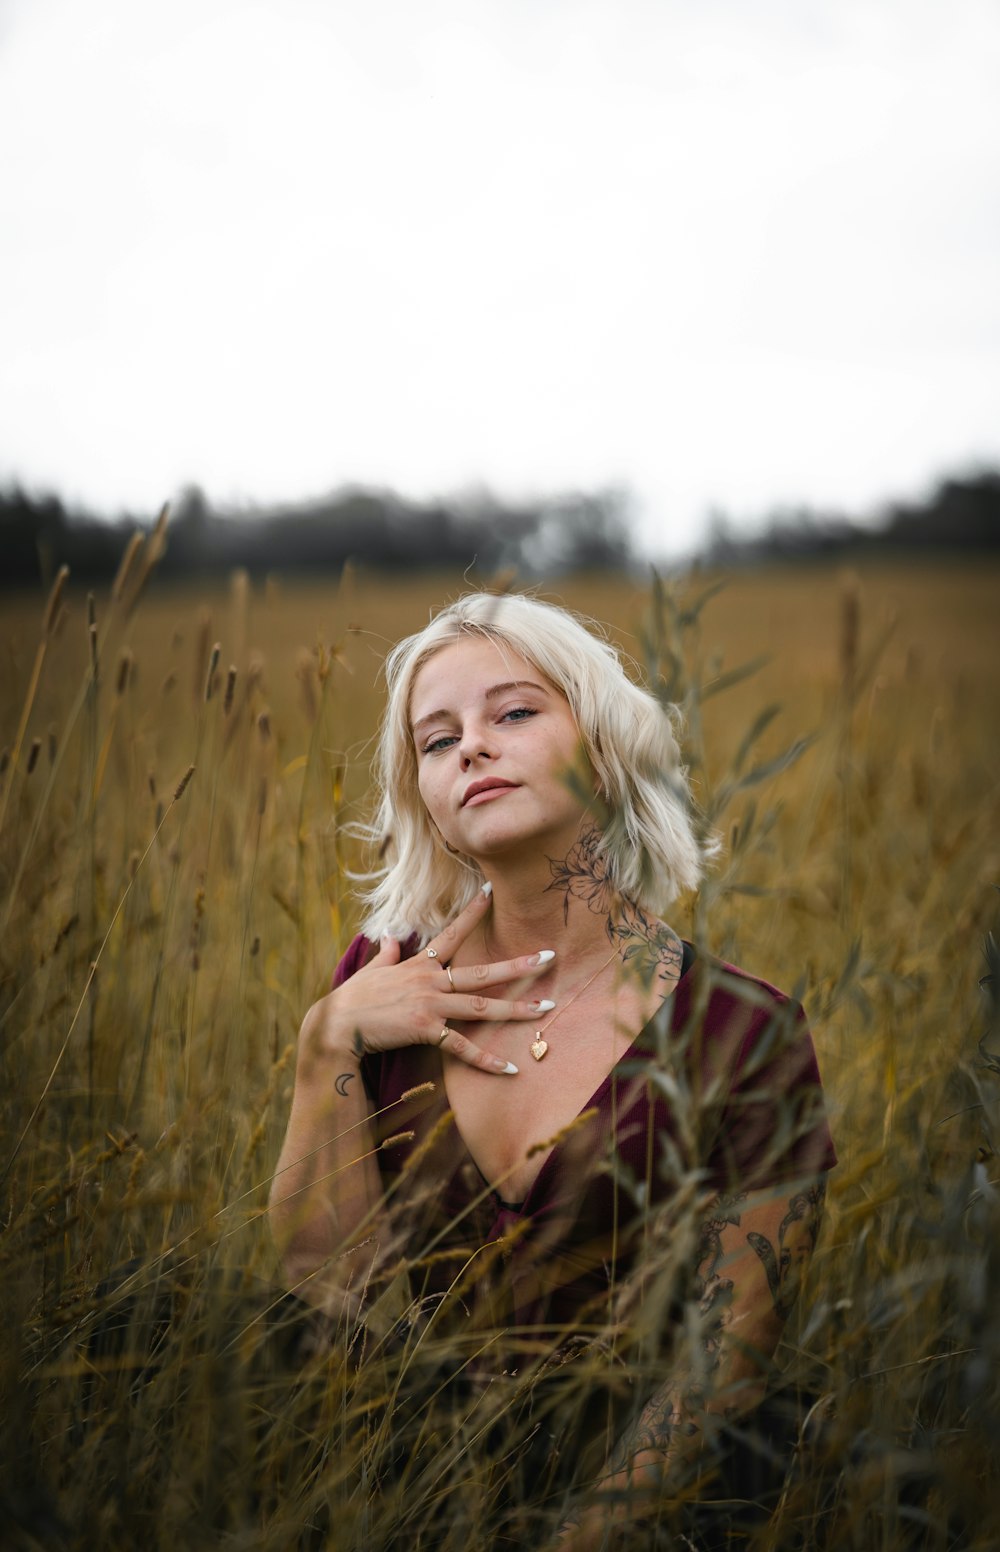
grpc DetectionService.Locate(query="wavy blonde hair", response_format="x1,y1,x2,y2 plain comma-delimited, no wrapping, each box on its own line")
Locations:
357,592,713,942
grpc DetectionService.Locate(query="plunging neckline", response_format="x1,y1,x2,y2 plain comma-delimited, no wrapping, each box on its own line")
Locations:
443,942,697,1216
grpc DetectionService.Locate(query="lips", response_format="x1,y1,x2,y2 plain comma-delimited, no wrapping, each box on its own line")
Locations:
462,778,519,807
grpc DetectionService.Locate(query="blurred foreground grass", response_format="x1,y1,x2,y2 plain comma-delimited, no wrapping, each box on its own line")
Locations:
1,558,999,1550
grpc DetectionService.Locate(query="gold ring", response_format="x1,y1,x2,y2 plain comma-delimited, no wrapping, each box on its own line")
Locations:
445,965,456,990
426,947,439,959
437,1026,450,1047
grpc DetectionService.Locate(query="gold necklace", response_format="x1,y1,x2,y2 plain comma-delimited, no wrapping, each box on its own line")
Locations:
529,945,620,1061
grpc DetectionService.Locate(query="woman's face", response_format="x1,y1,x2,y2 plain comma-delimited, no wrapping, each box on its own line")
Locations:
410,635,594,865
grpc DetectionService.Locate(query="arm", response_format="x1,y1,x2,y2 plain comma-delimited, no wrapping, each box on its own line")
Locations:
556,1177,827,1550
268,890,556,1321
268,992,386,1322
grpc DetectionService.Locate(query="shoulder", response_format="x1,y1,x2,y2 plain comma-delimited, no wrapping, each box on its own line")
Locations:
687,955,837,1185
677,951,803,1055
331,933,377,988
701,956,811,1060
677,951,827,1109
703,954,798,1011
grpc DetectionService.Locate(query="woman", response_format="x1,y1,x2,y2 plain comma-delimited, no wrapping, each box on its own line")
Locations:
270,592,836,1548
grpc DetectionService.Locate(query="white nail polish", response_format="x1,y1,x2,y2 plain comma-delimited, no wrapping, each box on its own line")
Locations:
502,1061,519,1074
536,949,555,963
481,880,493,897
534,999,556,1013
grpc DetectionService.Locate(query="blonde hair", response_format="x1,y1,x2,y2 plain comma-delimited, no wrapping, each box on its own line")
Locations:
357,593,714,941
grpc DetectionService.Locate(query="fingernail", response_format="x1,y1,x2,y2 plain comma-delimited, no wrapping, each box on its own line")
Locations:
533,999,556,1013
481,880,493,897
501,1061,518,1075
534,949,555,964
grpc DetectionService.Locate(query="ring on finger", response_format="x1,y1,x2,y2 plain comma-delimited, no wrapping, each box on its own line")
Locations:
437,1025,450,1047
426,947,439,960
445,965,456,991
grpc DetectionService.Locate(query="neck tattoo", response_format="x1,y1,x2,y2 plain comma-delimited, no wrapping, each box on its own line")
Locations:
529,945,620,1061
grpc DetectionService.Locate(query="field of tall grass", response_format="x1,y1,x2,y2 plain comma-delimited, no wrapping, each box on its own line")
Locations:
1,546,998,1550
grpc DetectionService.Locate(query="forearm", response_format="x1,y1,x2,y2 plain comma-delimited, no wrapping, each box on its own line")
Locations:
268,1018,386,1315
557,1179,826,1550
560,1341,768,1548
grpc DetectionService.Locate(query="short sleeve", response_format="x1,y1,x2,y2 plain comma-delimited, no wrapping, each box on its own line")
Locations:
708,993,837,1194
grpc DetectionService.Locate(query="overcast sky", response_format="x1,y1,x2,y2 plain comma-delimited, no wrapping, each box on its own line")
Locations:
1,0,998,556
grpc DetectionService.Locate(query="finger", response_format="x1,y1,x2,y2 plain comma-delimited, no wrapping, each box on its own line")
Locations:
437,1025,518,1076
448,993,557,1023
375,933,401,965
447,950,556,992
424,881,494,961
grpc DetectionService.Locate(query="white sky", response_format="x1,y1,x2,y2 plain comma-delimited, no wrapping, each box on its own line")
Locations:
1,0,998,557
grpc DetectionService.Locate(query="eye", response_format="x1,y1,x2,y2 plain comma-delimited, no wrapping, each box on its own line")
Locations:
500,706,537,724
421,733,458,755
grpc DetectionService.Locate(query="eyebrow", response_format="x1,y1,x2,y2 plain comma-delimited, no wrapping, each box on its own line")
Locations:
411,680,550,738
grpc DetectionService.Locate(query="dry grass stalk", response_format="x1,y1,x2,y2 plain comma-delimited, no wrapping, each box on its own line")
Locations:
1,566,998,1550
42,564,70,636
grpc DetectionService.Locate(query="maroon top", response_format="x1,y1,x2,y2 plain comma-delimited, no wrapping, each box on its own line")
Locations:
333,935,836,1349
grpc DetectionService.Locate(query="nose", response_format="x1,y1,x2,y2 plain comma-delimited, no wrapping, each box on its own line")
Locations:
458,718,497,769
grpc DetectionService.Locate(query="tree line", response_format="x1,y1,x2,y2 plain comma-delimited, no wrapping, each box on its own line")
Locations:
703,469,1000,566
0,469,997,590
0,483,634,589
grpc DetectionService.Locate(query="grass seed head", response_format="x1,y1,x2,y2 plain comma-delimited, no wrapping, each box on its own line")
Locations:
173,765,195,802
26,737,41,775
116,650,132,697
112,531,144,600
204,642,222,701
223,665,237,715
401,1083,436,1102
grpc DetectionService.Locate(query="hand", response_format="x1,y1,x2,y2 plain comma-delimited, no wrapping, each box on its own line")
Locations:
302,884,556,1076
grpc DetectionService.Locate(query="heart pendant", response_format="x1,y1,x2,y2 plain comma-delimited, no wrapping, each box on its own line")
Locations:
530,1037,548,1062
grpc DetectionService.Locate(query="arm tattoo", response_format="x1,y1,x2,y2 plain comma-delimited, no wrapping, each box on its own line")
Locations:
546,824,684,988
694,1189,745,1368
747,1180,826,1320
607,1386,686,1475
606,1191,748,1479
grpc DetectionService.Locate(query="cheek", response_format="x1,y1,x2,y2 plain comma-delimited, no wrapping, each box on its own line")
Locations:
417,762,449,827
416,764,434,811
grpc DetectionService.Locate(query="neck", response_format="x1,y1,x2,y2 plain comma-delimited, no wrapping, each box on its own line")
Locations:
487,874,610,966
471,822,683,995
474,823,619,969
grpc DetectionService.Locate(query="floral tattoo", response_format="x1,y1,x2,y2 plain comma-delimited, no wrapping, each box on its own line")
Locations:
545,824,683,988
